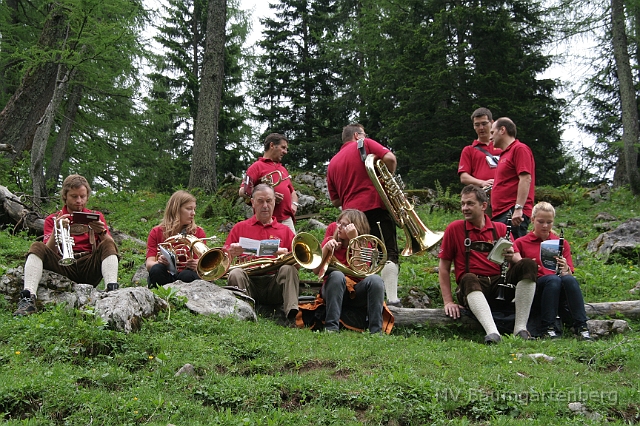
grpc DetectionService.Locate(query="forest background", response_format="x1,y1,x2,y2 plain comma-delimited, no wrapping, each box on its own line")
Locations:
1,0,640,199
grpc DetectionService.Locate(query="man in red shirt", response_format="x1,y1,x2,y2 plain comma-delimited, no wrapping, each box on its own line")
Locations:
458,107,501,191
14,174,120,316
438,185,537,344
225,184,299,323
240,133,299,233
326,123,401,307
490,117,535,239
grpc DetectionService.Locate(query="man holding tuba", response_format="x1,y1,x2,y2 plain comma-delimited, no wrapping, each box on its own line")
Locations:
145,190,207,288
225,184,300,324
14,174,120,316
239,133,299,234
326,123,402,307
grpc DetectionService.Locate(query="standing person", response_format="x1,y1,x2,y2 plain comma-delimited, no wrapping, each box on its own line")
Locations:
313,209,390,334
225,184,300,324
145,190,206,288
14,174,120,316
239,133,299,234
490,117,535,239
438,185,537,344
458,107,501,192
326,123,401,307
513,202,591,340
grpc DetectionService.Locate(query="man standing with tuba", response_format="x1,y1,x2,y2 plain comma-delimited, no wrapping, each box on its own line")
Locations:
14,174,120,316
225,184,300,324
326,123,401,307
239,133,299,234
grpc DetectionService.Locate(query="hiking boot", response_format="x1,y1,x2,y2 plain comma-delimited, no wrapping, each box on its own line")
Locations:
484,333,502,345
514,329,533,340
575,326,593,341
545,328,560,339
14,290,37,316
106,282,119,292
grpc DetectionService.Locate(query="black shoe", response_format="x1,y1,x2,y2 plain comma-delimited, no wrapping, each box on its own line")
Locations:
14,290,37,316
575,326,592,341
545,328,560,339
106,283,119,292
484,333,502,345
514,329,533,340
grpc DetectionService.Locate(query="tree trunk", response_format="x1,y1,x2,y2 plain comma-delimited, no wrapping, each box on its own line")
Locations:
45,80,83,195
611,0,640,194
0,5,67,163
189,0,226,193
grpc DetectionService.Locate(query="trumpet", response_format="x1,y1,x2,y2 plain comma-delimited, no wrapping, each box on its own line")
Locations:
315,234,387,279
160,234,231,281
55,218,76,266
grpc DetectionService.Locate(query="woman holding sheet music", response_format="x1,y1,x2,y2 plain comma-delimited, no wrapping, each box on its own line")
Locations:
145,190,206,288
513,202,591,340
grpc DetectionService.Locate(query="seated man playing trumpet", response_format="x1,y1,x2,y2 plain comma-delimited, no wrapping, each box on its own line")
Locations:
225,184,300,323
146,190,206,288
14,174,120,316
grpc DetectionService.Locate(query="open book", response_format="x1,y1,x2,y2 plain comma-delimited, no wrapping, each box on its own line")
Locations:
238,237,281,257
487,237,513,264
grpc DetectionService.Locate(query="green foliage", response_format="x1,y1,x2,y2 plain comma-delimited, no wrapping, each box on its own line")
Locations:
152,286,187,321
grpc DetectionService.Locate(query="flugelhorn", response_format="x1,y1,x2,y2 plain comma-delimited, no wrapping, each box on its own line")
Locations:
315,234,387,279
226,232,322,276
160,234,230,281
364,154,443,256
55,218,76,266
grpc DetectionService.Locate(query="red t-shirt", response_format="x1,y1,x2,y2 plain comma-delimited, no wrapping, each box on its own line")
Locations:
458,140,502,182
326,138,390,211
491,140,535,217
514,231,574,278
438,216,518,283
241,157,295,222
146,225,206,272
224,216,295,255
43,206,111,253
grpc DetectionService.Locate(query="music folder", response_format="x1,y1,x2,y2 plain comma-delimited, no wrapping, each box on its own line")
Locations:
159,245,178,275
487,237,512,264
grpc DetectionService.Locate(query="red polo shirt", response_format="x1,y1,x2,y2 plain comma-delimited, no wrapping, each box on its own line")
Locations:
458,140,502,182
43,206,111,253
491,139,535,217
514,231,574,278
241,157,295,222
326,138,390,211
224,216,294,255
438,215,518,283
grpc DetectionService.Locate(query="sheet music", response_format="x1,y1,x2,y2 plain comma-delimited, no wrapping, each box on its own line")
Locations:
159,245,177,275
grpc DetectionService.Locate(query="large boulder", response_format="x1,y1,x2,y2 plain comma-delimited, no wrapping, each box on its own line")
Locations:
587,218,640,260
165,280,256,321
94,287,168,333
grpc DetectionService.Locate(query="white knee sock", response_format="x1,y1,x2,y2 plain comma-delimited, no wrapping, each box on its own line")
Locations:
514,279,536,333
380,261,399,302
467,291,499,336
101,255,119,284
23,254,44,298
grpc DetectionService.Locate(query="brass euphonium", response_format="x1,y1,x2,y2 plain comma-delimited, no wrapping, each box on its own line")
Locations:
225,232,322,276
364,154,444,256
315,234,387,279
161,234,231,281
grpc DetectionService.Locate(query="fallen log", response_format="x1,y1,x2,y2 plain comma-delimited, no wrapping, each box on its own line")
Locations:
389,300,640,327
0,143,16,153
0,185,44,234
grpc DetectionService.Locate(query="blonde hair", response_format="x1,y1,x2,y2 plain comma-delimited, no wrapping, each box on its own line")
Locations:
333,209,370,241
531,201,555,219
160,190,198,239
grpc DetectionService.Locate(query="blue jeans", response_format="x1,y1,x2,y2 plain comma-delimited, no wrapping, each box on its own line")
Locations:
536,274,588,330
148,263,199,288
321,271,385,333
492,209,530,240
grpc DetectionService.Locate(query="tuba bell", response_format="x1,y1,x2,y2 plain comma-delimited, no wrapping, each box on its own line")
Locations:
365,154,443,256
226,232,322,277
55,218,76,266
161,234,231,281
315,234,387,279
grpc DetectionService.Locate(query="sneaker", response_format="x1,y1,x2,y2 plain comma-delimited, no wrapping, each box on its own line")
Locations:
484,333,502,345
514,329,533,340
575,326,593,341
106,282,119,292
14,290,37,316
545,328,560,339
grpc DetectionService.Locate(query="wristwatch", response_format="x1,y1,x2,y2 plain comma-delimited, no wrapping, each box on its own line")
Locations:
514,204,524,210
292,202,300,207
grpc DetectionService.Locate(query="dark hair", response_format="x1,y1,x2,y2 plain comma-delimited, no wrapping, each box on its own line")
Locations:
461,184,488,204
61,174,91,202
342,123,365,143
471,107,492,122
263,133,287,152
494,117,517,138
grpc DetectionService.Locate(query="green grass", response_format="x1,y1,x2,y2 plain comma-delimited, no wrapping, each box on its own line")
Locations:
1,184,640,424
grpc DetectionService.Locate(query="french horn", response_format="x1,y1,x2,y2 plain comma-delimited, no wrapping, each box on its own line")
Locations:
315,234,387,279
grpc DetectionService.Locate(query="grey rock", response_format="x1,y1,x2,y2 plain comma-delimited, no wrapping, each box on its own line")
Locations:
296,193,316,215
595,212,617,222
294,172,329,198
175,363,196,377
132,264,149,286
403,287,431,308
587,218,640,260
94,287,168,333
593,222,614,232
629,282,640,294
306,218,328,231
166,280,257,321
586,184,611,203
587,319,629,337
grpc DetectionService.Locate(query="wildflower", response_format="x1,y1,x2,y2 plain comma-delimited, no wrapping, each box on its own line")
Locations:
134,397,138,401
15,351,21,355
148,355,154,360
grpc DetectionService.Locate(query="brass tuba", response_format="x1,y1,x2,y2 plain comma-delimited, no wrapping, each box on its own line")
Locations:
226,232,322,276
316,234,387,279
160,234,231,281
364,154,443,256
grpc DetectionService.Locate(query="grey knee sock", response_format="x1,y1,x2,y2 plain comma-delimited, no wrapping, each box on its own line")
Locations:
380,261,400,302
23,254,43,298
467,291,499,336
101,255,119,285
514,279,536,333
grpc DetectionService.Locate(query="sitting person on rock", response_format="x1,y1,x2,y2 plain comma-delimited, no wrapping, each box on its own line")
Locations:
514,201,591,340
146,190,207,288
14,174,120,316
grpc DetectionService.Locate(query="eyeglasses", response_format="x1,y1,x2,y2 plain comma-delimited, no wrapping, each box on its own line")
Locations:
337,222,350,229
473,121,490,128
355,131,368,138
